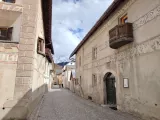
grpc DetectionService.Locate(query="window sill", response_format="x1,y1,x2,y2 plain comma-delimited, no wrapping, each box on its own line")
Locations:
0,40,19,44
37,51,45,57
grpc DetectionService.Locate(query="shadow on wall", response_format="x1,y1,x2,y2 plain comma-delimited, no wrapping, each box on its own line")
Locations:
2,84,48,120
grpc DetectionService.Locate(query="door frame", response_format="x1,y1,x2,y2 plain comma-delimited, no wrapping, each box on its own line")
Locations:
103,72,117,106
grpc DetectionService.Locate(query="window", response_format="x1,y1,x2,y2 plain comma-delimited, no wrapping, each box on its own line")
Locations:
92,47,97,60
121,14,128,24
76,58,78,68
75,78,78,85
79,76,81,85
79,56,81,66
92,74,97,87
2,0,15,3
0,27,13,41
37,37,45,53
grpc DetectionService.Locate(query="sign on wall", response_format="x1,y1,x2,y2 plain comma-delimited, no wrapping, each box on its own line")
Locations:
123,78,129,88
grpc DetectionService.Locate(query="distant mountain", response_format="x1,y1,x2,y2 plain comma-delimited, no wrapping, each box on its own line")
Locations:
57,62,69,67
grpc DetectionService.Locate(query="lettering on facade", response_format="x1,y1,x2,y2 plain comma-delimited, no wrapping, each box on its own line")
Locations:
0,3,23,12
0,54,18,62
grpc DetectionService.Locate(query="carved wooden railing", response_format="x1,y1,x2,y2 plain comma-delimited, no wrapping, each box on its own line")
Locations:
109,23,133,49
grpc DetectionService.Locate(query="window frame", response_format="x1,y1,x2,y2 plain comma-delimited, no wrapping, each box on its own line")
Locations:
79,56,81,67
37,37,45,55
75,78,78,85
0,27,13,41
79,76,81,85
92,47,97,60
120,14,128,24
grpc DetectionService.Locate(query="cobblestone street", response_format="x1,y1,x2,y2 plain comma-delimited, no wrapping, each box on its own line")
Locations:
30,88,142,120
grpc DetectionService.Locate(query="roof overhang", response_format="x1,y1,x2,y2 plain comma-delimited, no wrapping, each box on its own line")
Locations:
42,0,54,54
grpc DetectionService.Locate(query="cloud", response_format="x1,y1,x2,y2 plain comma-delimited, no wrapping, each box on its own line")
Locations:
52,0,113,63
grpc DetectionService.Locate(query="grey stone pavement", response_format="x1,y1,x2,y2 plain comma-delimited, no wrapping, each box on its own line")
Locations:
30,87,142,120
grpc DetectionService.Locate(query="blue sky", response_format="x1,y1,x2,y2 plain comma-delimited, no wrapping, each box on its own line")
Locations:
52,0,113,62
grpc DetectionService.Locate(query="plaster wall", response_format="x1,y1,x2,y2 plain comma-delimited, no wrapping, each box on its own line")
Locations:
0,0,53,119
75,0,160,119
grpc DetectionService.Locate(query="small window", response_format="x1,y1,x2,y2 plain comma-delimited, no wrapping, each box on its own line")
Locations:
2,0,15,3
0,27,13,41
37,38,44,53
79,76,81,85
92,74,97,87
75,78,78,85
79,56,81,66
92,47,97,60
121,14,128,24
76,59,78,68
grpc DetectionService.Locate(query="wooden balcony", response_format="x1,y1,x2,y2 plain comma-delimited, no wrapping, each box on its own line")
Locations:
109,23,133,49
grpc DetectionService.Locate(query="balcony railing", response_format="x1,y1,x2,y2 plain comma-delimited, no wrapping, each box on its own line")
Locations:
109,23,133,49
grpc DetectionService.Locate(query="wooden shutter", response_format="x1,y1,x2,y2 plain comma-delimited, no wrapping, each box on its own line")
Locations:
7,27,13,40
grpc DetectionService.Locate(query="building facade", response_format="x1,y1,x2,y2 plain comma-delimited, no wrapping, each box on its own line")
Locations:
62,62,75,91
70,0,160,119
0,0,54,119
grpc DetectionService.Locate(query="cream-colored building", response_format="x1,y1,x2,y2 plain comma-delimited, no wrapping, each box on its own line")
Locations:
0,0,54,119
70,0,160,119
62,62,75,91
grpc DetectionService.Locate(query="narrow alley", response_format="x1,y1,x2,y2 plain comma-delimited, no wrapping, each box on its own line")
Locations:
30,87,141,120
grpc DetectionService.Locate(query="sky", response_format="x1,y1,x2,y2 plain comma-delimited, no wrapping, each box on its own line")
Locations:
52,0,113,63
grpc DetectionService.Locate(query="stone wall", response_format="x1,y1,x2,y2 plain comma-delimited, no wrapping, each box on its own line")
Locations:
75,0,160,119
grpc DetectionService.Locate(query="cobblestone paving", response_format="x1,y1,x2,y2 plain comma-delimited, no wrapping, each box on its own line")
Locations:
35,88,142,120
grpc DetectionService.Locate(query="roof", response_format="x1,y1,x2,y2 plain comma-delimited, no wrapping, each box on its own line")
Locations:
70,0,124,58
42,0,54,54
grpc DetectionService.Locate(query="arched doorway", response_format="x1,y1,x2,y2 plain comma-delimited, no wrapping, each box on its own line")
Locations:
104,72,116,105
